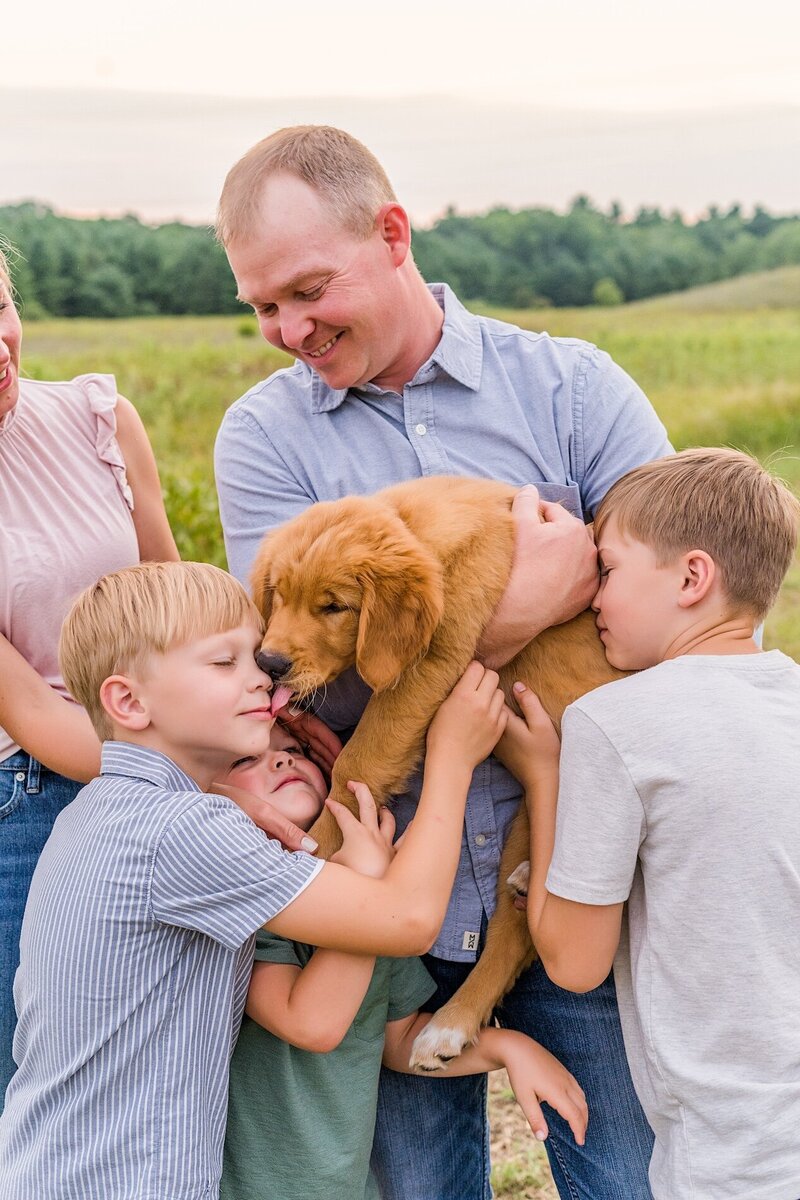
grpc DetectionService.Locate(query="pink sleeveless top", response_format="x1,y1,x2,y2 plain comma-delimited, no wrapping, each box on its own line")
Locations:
0,374,140,761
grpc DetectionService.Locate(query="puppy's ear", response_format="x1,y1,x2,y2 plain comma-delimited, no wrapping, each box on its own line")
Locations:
250,537,276,624
356,532,445,692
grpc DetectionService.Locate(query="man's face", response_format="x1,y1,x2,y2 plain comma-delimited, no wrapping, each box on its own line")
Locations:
226,175,408,393
225,723,328,832
593,519,682,671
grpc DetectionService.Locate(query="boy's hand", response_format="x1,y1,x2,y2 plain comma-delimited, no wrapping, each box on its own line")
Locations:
427,662,508,769
213,781,319,855
328,782,397,879
502,1032,588,1146
494,682,561,792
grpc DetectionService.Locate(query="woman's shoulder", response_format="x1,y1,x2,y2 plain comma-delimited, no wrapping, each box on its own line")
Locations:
21,373,118,413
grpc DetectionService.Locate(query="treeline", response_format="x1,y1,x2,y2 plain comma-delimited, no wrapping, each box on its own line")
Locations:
3,198,800,318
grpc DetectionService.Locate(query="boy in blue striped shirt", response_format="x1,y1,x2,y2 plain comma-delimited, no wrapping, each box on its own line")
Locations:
0,561,509,1200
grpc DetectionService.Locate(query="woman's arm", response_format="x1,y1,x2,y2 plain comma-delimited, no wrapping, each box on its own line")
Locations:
245,952,376,1053
0,634,101,781
114,395,179,562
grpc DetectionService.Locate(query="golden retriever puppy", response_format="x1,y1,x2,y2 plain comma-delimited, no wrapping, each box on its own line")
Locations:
251,474,620,1068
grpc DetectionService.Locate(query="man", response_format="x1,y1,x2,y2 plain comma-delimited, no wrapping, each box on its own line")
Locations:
214,125,670,1200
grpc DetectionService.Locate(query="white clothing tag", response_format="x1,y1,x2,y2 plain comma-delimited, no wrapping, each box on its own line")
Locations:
461,931,479,952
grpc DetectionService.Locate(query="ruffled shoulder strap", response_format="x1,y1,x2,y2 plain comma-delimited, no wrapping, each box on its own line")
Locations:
73,373,135,511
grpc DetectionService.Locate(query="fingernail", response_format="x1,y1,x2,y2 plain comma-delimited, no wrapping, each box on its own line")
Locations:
535,1129,547,1141
301,837,318,853
513,681,526,693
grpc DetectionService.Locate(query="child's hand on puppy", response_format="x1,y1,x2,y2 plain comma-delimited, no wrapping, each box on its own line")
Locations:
328,781,397,879
427,662,508,767
494,681,561,793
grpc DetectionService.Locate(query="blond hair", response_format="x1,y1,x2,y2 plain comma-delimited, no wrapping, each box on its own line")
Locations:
216,125,397,246
59,562,264,740
595,448,800,620
0,242,13,293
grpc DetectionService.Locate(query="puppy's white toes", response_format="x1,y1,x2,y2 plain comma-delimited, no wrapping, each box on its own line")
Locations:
506,860,530,899
409,1020,475,1073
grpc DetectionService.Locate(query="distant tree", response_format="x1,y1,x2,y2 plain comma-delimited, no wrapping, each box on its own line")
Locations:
592,278,624,306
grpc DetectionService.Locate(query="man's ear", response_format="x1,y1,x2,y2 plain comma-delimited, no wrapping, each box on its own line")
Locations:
375,202,411,268
355,531,445,693
99,675,150,732
677,550,716,608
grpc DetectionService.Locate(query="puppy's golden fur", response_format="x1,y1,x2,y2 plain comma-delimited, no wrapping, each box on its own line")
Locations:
252,475,620,1066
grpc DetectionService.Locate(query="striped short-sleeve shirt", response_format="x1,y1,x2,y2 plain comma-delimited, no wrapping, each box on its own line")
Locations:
0,742,322,1199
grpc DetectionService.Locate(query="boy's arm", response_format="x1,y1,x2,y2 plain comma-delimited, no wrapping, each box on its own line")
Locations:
267,663,507,956
495,684,625,993
246,950,376,1053
383,1016,587,1146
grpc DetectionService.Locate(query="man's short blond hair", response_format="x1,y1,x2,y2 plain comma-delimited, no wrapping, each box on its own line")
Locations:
595,448,800,621
59,562,264,740
216,125,397,246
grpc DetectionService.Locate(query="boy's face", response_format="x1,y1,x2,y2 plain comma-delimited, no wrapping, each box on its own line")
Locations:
129,622,275,781
225,724,328,831
593,519,683,671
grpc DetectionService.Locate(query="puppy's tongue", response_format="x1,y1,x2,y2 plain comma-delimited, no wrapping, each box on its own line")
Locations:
270,685,294,716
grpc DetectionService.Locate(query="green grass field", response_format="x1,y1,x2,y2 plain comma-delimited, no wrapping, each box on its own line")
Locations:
19,284,800,1197
23,289,800,659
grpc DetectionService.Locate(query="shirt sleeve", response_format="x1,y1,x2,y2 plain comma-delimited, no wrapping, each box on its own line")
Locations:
214,397,315,586
149,792,323,951
385,956,437,1022
576,348,673,517
253,930,306,967
546,705,645,905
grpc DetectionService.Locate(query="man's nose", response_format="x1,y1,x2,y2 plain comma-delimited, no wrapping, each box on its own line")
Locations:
279,307,315,351
256,650,293,682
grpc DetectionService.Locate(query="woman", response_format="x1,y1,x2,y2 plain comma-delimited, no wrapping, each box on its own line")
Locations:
0,246,179,1099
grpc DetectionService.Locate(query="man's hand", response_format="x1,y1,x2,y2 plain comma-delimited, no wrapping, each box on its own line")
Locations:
213,780,319,854
275,705,343,775
494,682,561,793
479,486,598,669
328,781,397,878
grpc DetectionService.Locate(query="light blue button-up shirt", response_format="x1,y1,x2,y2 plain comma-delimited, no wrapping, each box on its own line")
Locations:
215,284,671,961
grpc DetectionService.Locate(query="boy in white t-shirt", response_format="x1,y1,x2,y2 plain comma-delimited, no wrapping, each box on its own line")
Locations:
497,448,800,1200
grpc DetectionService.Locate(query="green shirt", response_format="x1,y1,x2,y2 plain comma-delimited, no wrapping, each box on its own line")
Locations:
221,932,434,1200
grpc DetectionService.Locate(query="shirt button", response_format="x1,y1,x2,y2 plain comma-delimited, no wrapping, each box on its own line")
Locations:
474,833,487,847
15,772,25,782
414,423,427,436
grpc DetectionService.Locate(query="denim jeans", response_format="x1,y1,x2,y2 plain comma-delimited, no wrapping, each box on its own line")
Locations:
0,752,82,1103
371,954,654,1200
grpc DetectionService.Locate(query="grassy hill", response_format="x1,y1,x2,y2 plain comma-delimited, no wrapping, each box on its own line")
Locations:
633,265,800,311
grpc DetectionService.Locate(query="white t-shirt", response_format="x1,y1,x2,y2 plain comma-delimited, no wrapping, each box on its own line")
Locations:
547,651,800,1200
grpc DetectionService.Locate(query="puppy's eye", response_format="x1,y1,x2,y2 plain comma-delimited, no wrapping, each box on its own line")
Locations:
320,602,348,615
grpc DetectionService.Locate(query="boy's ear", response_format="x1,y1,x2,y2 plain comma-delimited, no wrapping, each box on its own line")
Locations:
99,675,150,731
677,550,716,608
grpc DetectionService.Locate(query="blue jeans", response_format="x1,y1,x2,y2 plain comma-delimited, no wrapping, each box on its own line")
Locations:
0,753,82,1104
371,955,654,1200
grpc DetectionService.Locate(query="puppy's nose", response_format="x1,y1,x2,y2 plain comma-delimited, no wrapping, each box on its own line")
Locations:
256,650,293,682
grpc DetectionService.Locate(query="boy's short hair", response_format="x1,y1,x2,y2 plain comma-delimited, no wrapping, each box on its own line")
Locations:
595,448,800,621
59,562,264,740
216,124,397,247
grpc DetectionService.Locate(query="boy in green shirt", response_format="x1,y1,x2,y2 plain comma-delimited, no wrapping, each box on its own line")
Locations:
221,723,588,1200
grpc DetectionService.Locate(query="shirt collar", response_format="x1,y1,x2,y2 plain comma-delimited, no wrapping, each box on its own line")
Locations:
310,282,484,414
100,741,202,793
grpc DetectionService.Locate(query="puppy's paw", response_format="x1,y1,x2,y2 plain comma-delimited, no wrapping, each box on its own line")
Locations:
408,1009,481,1072
506,860,530,902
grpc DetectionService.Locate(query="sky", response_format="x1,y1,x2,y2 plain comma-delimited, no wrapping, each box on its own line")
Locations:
2,1,798,223
4,0,799,111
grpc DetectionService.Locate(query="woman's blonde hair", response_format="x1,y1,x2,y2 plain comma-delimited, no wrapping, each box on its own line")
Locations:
216,124,397,247
59,562,264,740
595,448,800,620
